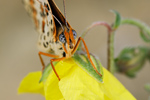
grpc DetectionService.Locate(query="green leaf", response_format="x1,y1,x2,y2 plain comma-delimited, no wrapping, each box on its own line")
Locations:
111,10,121,29
72,54,103,82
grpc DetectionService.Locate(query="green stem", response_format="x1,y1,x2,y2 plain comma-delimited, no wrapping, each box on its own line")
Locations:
78,21,112,52
79,21,116,73
121,18,150,36
80,21,112,38
121,18,150,30
108,30,115,73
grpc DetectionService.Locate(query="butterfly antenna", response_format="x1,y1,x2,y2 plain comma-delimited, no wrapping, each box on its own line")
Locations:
37,0,64,31
63,0,70,31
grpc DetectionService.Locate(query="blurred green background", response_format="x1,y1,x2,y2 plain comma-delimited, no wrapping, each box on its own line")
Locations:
0,0,150,100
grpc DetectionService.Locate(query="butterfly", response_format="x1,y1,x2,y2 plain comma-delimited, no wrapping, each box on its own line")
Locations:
23,0,102,80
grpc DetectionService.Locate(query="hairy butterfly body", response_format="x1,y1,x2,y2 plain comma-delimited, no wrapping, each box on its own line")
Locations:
23,0,102,80
24,0,77,57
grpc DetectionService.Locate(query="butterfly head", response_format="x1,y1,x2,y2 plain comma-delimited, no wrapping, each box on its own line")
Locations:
58,27,77,58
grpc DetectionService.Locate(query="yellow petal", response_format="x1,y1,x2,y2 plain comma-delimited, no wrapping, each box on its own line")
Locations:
48,58,136,100
100,68,136,100
44,71,64,100
18,71,44,96
58,61,104,100
43,59,75,100
19,57,136,100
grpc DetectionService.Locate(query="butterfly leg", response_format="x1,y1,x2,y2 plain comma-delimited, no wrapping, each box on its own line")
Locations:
50,57,65,81
38,51,64,80
38,51,59,71
72,37,102,77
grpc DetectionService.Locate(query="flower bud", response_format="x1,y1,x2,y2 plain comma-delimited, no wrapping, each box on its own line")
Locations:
115,47,149,77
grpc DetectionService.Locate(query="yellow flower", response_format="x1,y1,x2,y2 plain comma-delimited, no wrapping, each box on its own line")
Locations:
18,55,136,100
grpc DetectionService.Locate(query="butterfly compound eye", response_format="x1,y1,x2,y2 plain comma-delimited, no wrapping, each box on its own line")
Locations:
72,30,77,39
59,32,66,43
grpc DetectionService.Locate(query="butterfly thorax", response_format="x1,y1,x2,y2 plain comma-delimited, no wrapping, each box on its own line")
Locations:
37,25,78,58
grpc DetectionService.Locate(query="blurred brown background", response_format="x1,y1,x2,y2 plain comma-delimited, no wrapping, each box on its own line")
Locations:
0,0,150,100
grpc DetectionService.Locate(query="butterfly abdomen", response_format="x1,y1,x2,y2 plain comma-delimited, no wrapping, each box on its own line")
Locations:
23,0,62,55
